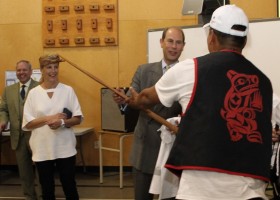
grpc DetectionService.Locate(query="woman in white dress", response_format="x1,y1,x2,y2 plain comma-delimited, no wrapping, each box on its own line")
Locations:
22,54,83,200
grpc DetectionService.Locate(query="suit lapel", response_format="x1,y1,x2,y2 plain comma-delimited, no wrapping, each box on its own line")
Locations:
151,62,166,113
12,83,21,118
14,80,38,119
26,79,39,97
152,62,163,80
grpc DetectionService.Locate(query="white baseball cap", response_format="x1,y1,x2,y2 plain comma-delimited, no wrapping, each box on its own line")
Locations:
203,5,249,37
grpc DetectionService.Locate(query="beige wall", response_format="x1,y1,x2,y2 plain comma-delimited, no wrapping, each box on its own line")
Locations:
0,0,277,166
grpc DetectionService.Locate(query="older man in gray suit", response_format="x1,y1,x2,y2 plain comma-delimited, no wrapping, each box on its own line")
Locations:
114,26,185,200
0,60,40,200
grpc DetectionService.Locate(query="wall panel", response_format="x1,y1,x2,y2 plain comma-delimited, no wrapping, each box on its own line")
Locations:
0,0,41,24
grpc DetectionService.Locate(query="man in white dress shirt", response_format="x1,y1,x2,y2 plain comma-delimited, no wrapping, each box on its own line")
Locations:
127,5,273,200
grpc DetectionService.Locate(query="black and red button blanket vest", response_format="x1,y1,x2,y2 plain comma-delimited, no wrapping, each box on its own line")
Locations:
165,50,273,181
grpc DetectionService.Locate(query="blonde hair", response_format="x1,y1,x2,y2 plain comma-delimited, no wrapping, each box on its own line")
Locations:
38,54,63,83
39,54,63,69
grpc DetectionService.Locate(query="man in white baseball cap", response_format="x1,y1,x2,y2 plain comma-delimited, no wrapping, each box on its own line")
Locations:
127,4,273,200
204,4,249,37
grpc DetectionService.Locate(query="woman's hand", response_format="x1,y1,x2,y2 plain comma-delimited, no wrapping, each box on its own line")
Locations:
47,113,67,130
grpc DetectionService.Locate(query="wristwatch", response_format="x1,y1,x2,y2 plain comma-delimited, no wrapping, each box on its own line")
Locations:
60,119,65,128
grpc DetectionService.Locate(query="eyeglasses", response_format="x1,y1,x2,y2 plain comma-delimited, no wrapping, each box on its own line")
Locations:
165,39,184,47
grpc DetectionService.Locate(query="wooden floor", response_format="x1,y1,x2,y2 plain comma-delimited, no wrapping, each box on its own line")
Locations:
0,167,275,200
0,167,135,200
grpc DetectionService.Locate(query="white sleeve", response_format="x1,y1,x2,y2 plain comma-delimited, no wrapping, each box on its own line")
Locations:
155,59,195,112
69,87,83,118
272,93,280,127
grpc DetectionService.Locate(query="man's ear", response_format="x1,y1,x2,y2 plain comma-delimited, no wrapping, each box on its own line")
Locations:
241,37,247,49
207,29,216,52
208,30,220,52
208,29,216,45
160,38,164,48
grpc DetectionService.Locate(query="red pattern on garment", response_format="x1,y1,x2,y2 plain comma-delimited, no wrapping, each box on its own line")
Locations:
220,70,263,143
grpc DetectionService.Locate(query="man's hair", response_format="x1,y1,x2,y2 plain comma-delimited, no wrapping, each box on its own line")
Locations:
161,27,185,43
16,60,32,70
212,26,247,49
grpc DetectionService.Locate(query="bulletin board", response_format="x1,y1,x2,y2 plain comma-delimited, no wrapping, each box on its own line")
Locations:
147,19,280,95
42,0,118,48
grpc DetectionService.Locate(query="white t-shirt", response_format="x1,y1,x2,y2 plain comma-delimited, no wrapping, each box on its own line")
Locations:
155,58,268,200
271,94,280,176
22,83,83,162
272,93,280,127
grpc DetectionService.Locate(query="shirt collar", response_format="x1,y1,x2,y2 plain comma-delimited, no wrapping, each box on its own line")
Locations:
161,60,179,71
20,79,31,88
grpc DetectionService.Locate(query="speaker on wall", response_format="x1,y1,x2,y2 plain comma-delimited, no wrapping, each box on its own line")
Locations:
101,88,139,132
181,0,204,15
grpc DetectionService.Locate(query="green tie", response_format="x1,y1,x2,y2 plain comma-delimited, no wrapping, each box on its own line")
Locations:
164,65,170,74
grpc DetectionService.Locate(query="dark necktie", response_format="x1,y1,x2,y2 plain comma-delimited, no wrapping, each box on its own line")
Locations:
20,85,26,99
